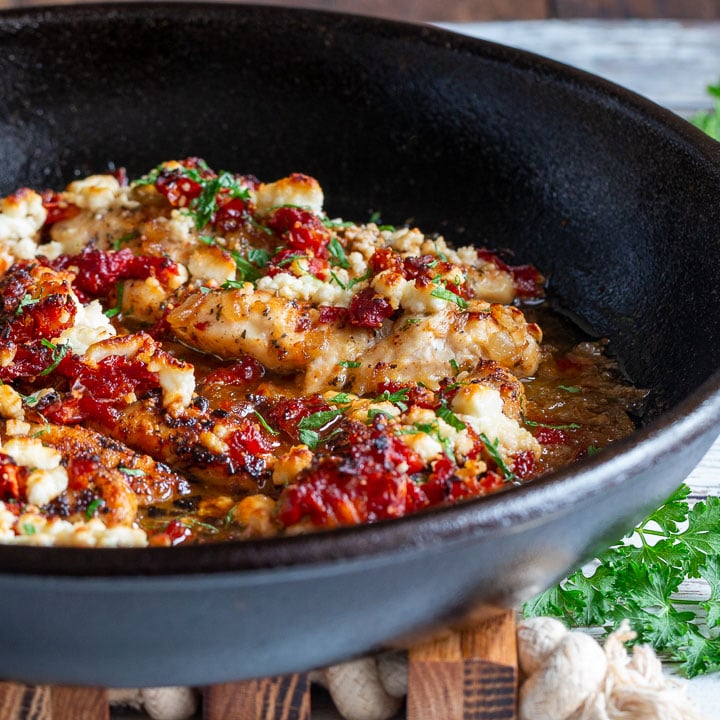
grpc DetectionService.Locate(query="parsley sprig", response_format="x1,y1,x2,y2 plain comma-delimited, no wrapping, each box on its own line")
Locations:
524,484,720,677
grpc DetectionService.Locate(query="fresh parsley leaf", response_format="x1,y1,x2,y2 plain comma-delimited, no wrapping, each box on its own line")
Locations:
479,433,517,482
299,409,343,430
436,402,466,431
253,410,279,436
558,385,581,393
299,428,320,449
373,388,410,412
38,340,69,376
15,293,38,315
328,237,350,269
430,285,468,309
347,268,372,290
85,498,106,519
338,360,361,369
112,230,140,250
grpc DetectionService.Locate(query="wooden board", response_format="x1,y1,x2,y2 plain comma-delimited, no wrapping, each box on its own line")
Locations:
0,685,108,720
203,675,310,720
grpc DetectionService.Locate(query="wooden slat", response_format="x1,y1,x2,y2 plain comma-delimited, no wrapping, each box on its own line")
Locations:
408,609,518,720
0,684,51,720
203,675,310,720
49,687,109,720
554,0,720,19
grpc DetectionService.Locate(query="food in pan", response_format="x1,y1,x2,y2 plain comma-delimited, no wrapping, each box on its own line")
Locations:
0,159,644,546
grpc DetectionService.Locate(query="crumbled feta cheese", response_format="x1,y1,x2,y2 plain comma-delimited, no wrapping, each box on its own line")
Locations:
256,271,353,307
255,174,324,215
401,430,444,464
451,384,540,462
58,298,116,354
1,437,69,507
0,505,148,547
0,384,24,420
65,175,121,212
0,189,47,254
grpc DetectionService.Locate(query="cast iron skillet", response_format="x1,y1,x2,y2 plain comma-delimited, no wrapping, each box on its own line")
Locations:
1,3,719,687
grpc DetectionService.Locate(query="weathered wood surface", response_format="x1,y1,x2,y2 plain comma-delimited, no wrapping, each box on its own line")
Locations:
203,676,311,720
3,0,720,22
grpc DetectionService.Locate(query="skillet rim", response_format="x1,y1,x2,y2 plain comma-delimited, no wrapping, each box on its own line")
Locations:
0,2,719,577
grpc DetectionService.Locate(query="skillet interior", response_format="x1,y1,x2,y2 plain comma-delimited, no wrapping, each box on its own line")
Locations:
0,3,720,685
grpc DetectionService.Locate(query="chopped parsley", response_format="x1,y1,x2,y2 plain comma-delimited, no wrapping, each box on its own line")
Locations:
338,360,361,369
193,171,251,230
15,293,38,315
221,279,246,290
367,408,395,422
38,339,69,377
118,466,146,477
373,388,410,412
111,230,140,250
479,433,517,482
328,237,350,269
21,523,37,536
104,282,125,318
85,498,106,519
430,285,468,310
297,407,345,449
449,358,460,376
347,268,373,290
436,401,466,432
253,410,279,436
523,418,581,431
558,385,581,393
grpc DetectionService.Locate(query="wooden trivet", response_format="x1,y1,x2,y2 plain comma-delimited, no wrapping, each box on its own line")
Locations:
0,609,518,719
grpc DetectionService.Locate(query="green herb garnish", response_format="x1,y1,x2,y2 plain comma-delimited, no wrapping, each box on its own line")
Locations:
118,466,146,477
112,230,140,250
347,268,373,290
338,361,361,369
524,485,720,678
524,418,581,431
38,340,69,377
558,385,581,393
373,388,410,412
85,498,106,518
328,237,350,269
15,293,38,315
436,402,466,432
253,410,279,436
478,433,517,482
430,285,468,310
104,282,125,318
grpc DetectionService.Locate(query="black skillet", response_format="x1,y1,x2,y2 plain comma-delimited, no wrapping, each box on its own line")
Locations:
0,3,719,687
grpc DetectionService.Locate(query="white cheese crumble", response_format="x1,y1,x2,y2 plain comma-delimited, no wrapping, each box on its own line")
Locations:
256,271,353,307
0,189,47,257
255,174,324,216
188,244,236,284
58,297,116,354
0,437,69,507
64,175,122,212
451,384,540,462
0,504,147,547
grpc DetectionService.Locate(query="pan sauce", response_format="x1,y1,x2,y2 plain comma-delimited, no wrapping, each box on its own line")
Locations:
0,159,644,546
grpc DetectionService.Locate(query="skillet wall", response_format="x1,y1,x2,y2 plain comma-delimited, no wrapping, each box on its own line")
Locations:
1,4,719,416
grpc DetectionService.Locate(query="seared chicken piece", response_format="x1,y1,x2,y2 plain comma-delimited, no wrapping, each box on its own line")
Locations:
348,302,542,394
35,422,191,508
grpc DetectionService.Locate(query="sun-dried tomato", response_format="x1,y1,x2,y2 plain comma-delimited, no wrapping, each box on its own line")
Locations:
276,419,424,528
476,249,544,299
203,356,266,387
214,196,251,233
533,426,569,445
317,306,348,324
267,206,331,258
154,169,203,208
41,190,80,226
52,247,179,298
0,454,25,501
265,396,329,441
347,288,394,328
512,450,538,479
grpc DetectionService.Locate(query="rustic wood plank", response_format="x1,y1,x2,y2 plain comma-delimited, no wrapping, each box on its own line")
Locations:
554,0,720,19
460,609,517,720
407,632,463,720
0,684,51,720
49,687,109,720
0,0,549,22
203,675,310,720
